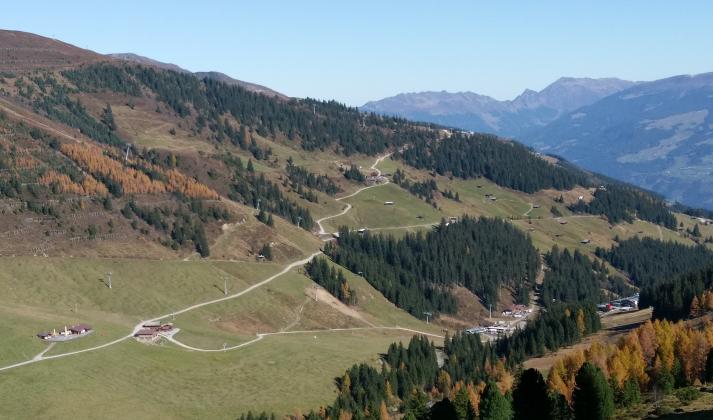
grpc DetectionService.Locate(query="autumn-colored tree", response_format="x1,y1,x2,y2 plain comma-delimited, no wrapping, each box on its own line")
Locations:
378,400,389,420
337,410,353,420
39,170,84,195
690,295,701,318
704,291,713,312
437,370,453,399
493,359,514,394
585,340,612,378
547,350,587,404
636,320,657,365
577,308,586,336
384,379,395,404
468,382,485,417
39,170,108,196
60,143,218,199
653,319,676,371
340,371,351,394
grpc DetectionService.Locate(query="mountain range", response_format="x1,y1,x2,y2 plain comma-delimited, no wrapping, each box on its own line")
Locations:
361,77,636,138
528,73,713,209
363,75,713,209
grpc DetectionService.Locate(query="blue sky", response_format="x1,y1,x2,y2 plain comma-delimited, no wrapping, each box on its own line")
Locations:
3,1,713,105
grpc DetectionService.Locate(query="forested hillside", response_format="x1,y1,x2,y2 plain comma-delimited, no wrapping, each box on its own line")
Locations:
325,217,539,317
596,237,713,287
541,246,635,306
57,63,440,156
570,184,677,228
596,237,713,320
398,133,589,193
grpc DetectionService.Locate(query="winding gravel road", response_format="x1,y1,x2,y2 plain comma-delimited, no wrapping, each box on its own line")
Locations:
0,152,442,373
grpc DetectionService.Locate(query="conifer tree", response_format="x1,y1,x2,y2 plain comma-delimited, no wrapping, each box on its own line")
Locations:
572,363,614,420
512,369,550,420
479,381,513,420
101,104,116,131
705,348,713,383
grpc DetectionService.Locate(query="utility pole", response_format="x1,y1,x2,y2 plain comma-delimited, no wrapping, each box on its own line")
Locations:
223,275,228,296
124,144,131,162
297,216,302,229
489,304,492,320
256,198,261,212
107,271,112,289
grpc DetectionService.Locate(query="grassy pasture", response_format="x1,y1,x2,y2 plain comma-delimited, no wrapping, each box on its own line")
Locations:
0,329,433,419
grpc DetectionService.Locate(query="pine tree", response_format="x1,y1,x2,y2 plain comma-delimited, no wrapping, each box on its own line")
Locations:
194,223,210,257
429,398,459,420
572,363,614,420
692,223,702,237
705,348,713,383
479,381,513,420
513,368,550,420
616,378,640,408
259,243,272,260
101,104,116,131
453,386,475,420
549,392,572,420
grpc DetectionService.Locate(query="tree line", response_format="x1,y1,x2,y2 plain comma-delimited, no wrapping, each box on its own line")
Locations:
397,134,590,194
392,168,439,204
63,63,439,156
222,154,314,230
569,184,677,229
541,246,635,307
121,199,227,257
285,156,341,196
305,257,357,305
595,237,713,320
325,217,539,318
548,318,713,418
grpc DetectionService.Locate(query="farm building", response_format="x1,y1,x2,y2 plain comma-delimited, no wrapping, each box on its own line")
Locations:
134,329,158,340
69,324,92,334
37,324,93,341
134,322,174,341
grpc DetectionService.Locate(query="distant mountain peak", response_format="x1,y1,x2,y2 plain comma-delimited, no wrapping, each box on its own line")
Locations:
524,71,713,209
361,77,635,137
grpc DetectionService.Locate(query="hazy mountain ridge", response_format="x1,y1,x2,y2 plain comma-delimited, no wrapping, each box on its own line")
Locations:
361,77,635,137
524,72,713,209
